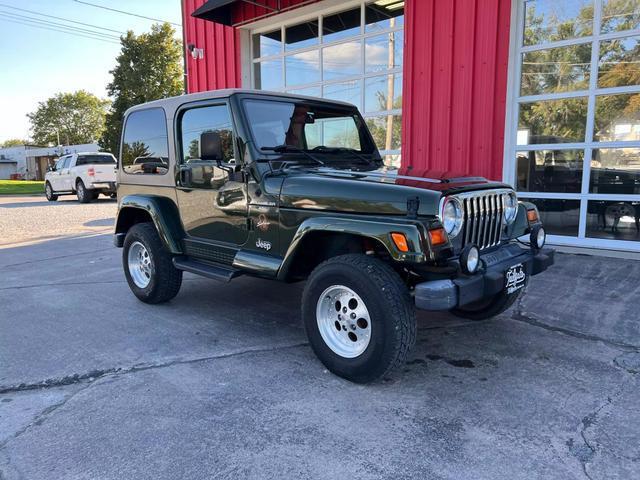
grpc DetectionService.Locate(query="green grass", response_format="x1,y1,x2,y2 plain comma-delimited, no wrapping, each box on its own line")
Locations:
0,180,45,195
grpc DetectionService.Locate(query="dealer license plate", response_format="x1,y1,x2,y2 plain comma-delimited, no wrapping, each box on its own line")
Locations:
505,263,526,295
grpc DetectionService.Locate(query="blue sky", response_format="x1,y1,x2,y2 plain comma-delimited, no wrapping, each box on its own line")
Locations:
0,0,182,143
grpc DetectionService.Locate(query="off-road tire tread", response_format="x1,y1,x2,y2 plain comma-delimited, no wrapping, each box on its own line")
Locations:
303,254,416,382
123,222,182,304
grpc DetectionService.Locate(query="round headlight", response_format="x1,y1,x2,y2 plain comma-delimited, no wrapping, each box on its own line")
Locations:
442,197,463,237
460,244,480,274
503,192,518,224
530,225,546,249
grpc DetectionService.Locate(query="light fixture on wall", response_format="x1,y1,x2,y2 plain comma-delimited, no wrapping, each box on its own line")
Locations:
187,43,204,60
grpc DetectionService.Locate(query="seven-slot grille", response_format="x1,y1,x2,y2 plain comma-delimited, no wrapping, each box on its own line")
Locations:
458,191,508,250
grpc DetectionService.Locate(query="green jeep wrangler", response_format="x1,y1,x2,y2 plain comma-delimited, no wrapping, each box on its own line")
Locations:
114,89,554,383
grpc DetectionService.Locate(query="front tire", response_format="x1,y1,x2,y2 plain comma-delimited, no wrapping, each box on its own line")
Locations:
450,288,523,321
76,180,96,203
122,223,182,304
44,182,58,201
302,254,416,383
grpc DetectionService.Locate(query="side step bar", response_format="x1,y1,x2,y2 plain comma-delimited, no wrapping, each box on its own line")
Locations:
172,257,241,283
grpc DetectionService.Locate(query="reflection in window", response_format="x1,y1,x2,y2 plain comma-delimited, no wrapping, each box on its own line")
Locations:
323,7,360,42
523,0,593,46
323,41,362,80
365,2,404,32
365,74,402,112
181,105,235,164
590,148,640,194
601,0,640,33
365,31,403,73
285,50,320,86
520,44,591,96
321,118,361,150
253,29,281,58
526,198,581,236
366,114,402,151
518,97,588,144
121,108,168,175
587,200,640,241
594,93,640,142
254,59,282,90
598,36,640,88
285,20,318,51
323,80,361,106
516,149,584,193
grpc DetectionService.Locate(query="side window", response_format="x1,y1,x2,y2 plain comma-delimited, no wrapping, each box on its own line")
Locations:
180,104,235,164
121,108,169,175
55,157,66,170
76,156,85,166
61,157,71,169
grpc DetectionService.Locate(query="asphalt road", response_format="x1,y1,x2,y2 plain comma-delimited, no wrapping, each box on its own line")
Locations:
0,195,639,479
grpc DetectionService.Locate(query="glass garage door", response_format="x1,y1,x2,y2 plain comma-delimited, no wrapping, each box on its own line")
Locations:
507,0,640,251
250,0,404,166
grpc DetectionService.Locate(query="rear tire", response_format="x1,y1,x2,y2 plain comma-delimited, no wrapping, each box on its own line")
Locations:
302,254,416,383
76,180,96,203
122,222,182,304
450,288,523,321
44,182,58,201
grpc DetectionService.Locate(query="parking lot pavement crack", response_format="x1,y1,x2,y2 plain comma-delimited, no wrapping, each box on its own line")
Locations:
0,342,310,396
512,297,639,352
1,246,113,268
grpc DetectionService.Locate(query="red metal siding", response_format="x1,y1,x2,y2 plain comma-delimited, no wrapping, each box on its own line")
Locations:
402,0,511,180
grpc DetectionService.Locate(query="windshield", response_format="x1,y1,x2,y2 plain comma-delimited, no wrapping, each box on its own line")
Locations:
243,99,376,154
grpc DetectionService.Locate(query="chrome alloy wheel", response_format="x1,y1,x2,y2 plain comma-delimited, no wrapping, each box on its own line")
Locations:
316,285,372,358
128,241,152,288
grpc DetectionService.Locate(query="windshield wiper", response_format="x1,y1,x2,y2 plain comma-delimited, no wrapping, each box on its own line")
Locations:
260,145,325,166
310,146,375,166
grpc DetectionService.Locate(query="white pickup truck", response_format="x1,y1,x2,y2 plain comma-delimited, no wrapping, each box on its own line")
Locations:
45,152,117,203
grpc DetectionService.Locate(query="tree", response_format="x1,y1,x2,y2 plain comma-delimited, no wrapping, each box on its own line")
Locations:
27,91,109,146
1,138,27,148
101,23,183,155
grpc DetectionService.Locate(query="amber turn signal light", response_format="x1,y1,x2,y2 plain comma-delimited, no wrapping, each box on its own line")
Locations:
391,232,410,252
428,227,447,246
527,209,539,223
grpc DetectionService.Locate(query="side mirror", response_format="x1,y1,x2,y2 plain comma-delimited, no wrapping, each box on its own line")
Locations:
200,131,223,161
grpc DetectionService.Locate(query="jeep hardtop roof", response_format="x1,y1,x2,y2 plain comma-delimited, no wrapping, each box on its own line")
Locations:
124,89,358,118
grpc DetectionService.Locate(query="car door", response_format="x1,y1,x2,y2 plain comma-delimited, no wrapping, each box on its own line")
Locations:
175,102,249,252
50,156,68,190
57,156,72,191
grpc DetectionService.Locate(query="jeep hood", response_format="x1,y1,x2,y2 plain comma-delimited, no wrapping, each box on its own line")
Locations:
278,165,510,216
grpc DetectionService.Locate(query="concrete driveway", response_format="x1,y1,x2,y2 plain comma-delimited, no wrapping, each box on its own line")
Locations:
0,195,639,479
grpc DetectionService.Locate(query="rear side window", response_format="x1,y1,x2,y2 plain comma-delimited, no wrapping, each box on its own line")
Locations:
77,155,116,166
121,108,169,175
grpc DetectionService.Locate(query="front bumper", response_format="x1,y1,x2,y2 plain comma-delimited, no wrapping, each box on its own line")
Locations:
414,244,554,311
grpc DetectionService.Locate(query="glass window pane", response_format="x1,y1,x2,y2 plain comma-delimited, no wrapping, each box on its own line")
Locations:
321,118,362,150
520,44,591,96
381,153,402,167
365,2,404,32
323,80,362,107
323,41,362,81
590,148,640,194
587,200,640,241
594,93,640,142
254,59,283,90
516,149,584,193
253,29,281,58
122,108,169,175
601,0,640,33
525,198,581,236
286,86,321,97
366,114,402,151
285,19,319,51
598,36,640,88
523,0,593,46
285,50,320,87
365,31,403,73
181,105,234,164
323,7,361,43
365,73,403,112
518,97,588,144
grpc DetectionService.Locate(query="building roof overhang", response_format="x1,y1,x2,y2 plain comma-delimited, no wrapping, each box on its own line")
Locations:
191,0,280,26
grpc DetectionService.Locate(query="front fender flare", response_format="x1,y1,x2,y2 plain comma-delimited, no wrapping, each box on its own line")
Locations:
277,216,426,280
116,195,185,254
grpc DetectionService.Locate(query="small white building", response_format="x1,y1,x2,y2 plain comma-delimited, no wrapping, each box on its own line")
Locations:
0,143,100,180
